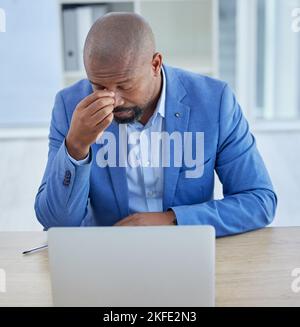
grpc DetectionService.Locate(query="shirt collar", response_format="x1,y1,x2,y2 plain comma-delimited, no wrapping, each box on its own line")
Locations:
141,65,166,129
155,65,166,119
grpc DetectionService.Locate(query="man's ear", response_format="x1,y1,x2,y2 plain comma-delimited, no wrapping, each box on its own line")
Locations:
152,52,163,76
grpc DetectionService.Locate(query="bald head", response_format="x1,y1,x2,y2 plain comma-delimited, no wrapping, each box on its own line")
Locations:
84,12,156,71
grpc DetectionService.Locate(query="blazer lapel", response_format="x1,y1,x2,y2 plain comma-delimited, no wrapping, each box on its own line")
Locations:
162,66,191,211
106,121,129,218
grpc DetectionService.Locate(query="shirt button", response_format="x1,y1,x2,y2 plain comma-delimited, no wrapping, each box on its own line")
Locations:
175,112,181,118
145,160,151,167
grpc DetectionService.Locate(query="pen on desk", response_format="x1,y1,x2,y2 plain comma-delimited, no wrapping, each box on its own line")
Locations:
22,245,48,255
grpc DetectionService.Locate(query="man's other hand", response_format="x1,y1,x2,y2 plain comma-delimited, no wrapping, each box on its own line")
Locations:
114,211,176,226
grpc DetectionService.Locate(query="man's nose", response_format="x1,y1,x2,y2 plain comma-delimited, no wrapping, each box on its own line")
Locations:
113,93,124,107
104,88,124,107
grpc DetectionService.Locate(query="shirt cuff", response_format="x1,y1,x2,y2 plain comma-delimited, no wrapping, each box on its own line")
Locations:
65,141,91,166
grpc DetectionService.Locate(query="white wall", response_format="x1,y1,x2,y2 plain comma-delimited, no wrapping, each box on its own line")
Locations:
0,0,62,125
0,138,47,230
255,132,300,227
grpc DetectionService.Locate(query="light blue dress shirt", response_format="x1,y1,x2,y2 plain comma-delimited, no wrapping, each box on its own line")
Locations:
67,67,166,215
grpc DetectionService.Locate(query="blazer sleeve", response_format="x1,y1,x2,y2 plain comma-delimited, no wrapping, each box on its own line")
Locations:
34,92,92,229
170,84,277,237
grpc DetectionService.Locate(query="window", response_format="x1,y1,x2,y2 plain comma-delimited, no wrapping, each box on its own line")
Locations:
219,0,300,123
256,0,300,121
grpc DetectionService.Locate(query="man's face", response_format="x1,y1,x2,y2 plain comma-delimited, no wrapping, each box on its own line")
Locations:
86,58,159,124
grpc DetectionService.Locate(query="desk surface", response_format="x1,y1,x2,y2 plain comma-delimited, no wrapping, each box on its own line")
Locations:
0,228,300,307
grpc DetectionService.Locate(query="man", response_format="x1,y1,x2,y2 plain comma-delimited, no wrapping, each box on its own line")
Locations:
35,12,277,237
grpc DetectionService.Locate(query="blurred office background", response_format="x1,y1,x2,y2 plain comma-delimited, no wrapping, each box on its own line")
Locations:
0,0,299,230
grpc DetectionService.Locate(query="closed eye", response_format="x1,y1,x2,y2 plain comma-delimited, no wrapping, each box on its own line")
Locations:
117,85,132,91
91,83,105,91
89,80,134,92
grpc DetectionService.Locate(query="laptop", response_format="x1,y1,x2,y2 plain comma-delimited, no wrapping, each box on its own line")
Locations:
48,226,215,307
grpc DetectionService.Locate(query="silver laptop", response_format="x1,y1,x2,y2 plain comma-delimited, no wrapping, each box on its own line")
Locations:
48,226,215,307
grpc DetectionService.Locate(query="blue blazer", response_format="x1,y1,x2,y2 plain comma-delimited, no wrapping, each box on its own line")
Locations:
35,65,277,236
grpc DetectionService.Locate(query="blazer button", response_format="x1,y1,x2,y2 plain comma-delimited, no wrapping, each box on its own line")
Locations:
63,170,71,186
63,179,70,186
65,170,71,178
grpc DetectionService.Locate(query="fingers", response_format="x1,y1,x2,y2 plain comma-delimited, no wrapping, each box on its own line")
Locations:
96,111,114,130
114,215,136,226
115,220,133,226
79,90,115,109
114,216,129,226
88,97,115,116
92,104,114,126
